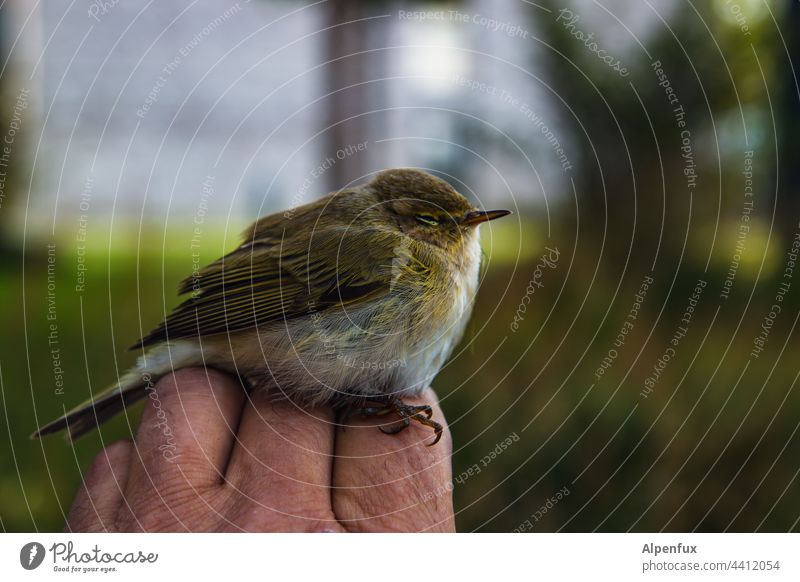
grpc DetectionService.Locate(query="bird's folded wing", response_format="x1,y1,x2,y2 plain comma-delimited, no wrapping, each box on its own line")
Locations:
130,226,403,349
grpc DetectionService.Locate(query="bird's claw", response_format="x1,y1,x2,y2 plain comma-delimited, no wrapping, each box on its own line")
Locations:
351,397,442,446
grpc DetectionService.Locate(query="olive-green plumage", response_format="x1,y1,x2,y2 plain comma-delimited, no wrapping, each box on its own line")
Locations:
34,168,509,442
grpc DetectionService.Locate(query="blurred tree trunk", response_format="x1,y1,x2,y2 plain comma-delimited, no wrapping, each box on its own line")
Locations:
779,0,800,234
0,4,21,262
321,0,376,191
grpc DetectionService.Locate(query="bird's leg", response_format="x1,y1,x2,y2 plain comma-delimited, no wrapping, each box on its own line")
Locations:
348,395,442,446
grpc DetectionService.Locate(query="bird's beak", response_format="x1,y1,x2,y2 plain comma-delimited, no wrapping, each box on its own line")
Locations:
461,209,512,227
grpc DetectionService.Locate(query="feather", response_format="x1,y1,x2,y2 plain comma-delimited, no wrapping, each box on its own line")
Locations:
131,222,403,349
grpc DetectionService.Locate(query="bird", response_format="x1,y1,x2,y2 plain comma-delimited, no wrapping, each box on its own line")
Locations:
33,168,510,445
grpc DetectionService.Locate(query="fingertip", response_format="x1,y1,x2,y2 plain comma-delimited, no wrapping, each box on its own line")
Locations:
85,439,134,482
68,439,134,532
165,366,244,405
222,389,338,527
149,366,246,433
227,388,336,485
131,366,246,489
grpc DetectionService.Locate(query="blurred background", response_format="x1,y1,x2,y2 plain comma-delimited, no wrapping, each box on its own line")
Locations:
1,0,799,532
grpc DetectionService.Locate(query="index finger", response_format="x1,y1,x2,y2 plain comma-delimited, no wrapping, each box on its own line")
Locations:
127,367,246,494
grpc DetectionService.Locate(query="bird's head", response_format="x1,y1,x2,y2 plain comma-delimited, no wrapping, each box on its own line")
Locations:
369,168,510,250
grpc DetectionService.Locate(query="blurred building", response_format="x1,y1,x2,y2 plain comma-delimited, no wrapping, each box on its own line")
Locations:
7,0,667,238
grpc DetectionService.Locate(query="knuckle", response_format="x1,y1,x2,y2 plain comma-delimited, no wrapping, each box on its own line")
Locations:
85,440,130,480
125,479,212,531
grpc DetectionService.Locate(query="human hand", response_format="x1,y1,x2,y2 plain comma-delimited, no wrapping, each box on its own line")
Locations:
65,368,455,532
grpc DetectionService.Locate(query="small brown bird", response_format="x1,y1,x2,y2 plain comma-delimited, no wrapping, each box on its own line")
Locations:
34,168,510,445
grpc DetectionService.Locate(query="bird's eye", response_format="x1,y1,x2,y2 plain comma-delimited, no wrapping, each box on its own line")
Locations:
415,214,439,226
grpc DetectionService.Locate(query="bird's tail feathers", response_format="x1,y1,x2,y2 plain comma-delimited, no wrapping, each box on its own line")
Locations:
31,342,201,441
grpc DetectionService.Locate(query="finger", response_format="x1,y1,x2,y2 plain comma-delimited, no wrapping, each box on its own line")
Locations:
66,440,133,532
332,388,455,532
224,388,341,531
127,367,246,496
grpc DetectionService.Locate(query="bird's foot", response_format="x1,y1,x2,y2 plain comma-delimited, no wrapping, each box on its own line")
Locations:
349,396,442,446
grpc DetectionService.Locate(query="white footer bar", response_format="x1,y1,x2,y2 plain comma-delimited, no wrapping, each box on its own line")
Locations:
1,533,797,581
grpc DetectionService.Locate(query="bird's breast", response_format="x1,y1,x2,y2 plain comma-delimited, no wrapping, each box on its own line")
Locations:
394,233,482,390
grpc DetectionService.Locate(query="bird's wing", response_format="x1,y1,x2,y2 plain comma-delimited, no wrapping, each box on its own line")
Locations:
130,225,403,349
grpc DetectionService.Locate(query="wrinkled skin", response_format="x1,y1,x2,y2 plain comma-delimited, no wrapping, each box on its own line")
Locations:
66,368,455,532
